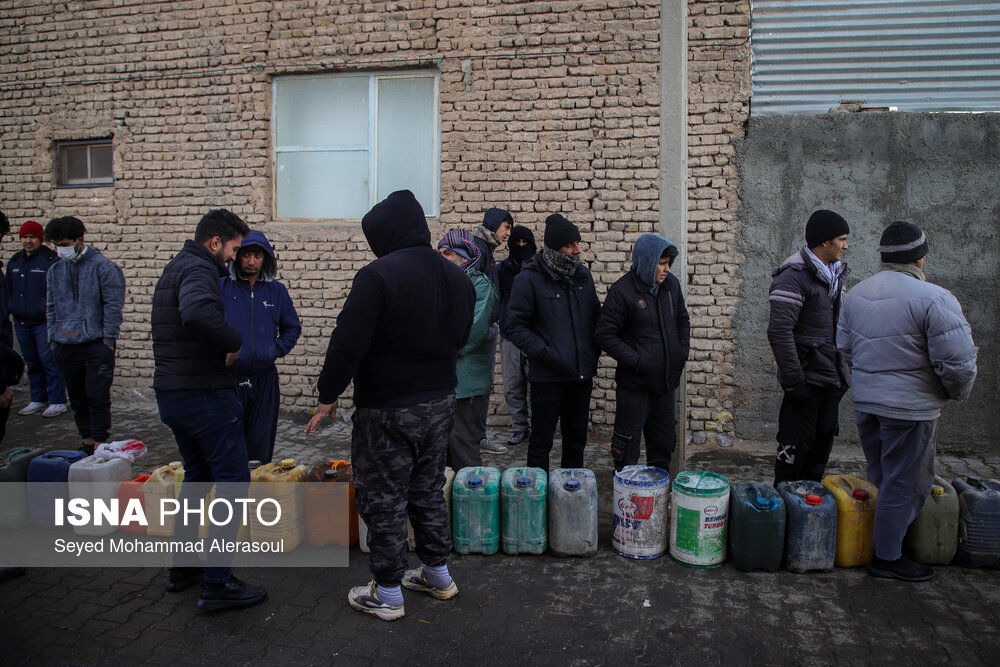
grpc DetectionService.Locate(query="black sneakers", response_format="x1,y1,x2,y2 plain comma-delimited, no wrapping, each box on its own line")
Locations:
197,575,267,611
868,555,934,582
166,567,204,593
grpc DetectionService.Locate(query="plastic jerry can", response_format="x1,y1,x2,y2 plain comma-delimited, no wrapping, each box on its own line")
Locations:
0,447,47,528
670,470,730,568
822,474,878,567
407,466,456,551
777,481,837,573
306,460,357,548
728,482,785,572
612,465,670,559
144,462,184,537
250,459,308,552
501,467,547,555
68,455,133,536
117,473,151,534
548,469,598,557
952,476,1000,569
27,450,86,527
902,475,959,565
452,466,501,555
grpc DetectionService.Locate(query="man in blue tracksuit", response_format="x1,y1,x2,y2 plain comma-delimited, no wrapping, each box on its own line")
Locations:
221,231,301,464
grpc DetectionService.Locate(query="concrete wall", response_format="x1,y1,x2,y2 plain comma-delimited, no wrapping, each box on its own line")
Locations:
733,112,1000,449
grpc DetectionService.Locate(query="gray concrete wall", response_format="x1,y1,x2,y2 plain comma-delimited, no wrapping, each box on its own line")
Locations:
733,112,1000,450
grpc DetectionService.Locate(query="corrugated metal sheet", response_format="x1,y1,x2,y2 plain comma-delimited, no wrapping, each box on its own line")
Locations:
751,1,1000,114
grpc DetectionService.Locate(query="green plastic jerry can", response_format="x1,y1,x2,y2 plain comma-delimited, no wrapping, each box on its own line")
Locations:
903,474,959,565
452,467,500,555
501,467,547,555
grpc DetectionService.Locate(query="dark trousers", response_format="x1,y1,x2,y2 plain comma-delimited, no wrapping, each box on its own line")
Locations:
352,395,455,586
527,378,593,472
773,384,844,484
234,367,280,464
0,406,9,444
857,412,937,561
448,394,484,470
611,386,676,474
476,323,499,443
14,321,65,405
156,388,250,583
53,341,115,442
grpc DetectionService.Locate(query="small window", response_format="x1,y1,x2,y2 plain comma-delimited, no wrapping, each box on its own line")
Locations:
57,139,114,186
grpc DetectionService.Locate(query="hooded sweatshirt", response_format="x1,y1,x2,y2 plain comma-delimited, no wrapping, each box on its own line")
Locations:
46,246,125,347
317,190,476,408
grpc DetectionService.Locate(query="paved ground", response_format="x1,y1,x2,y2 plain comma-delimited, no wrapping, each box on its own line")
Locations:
1,396,998,665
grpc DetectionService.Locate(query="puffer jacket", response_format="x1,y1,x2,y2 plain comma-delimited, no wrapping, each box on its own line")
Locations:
837,266,977,421
767,248,850,390
456,269,499,399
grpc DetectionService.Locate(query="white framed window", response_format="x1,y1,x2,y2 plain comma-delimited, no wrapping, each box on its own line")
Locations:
272,71,440,221
56,139,113,187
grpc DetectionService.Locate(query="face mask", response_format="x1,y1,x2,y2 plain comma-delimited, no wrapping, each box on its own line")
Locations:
56,245,78,260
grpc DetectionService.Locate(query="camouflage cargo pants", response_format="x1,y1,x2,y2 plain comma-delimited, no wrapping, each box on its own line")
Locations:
352,394,456,586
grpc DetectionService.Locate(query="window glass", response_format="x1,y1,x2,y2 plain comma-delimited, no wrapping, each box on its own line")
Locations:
275,76,369,148
90,144,113,180
275,150,370,220
64,146,90,182
376,76,436,213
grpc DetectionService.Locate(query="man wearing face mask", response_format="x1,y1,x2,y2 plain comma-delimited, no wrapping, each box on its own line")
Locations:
496,225,537,446
44,216,126,455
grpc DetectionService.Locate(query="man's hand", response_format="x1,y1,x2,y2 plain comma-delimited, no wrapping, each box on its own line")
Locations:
305,401,338,435
0,387,13,409
225,347,242,367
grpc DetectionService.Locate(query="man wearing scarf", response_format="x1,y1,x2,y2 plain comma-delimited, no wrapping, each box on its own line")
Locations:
595,234,690,473
504,214,601,472
438,229,499,468
497,226,537,445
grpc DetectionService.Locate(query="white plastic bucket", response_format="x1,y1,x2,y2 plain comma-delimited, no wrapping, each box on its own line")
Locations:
612,465,670,559
670,470,730,568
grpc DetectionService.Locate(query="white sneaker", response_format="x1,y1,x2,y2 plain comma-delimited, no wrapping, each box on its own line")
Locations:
42,404,68,418
18,402,46,416
401,567,459,600
347,581,405,621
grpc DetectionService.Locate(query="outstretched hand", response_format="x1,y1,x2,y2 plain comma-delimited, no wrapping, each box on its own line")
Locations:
305,401,337,435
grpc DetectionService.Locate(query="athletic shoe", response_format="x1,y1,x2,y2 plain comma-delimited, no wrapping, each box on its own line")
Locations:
197,575,267,611
506,430,529,446
480,438,508,454
42,404,67,418
347,581,405,621
166,566,204,593
18,402,45,416
867,555,934,582
401,567,459,600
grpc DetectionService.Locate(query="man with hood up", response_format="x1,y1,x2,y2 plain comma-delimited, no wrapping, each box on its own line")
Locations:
497,225,537,445
306,190,475,622
595,234,690,473
221,230,301,464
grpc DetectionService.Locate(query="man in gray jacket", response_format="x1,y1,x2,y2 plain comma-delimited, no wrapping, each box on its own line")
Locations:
838,221,977,582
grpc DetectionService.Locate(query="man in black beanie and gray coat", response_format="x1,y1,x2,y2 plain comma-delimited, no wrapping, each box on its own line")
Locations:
504,214,600,471
767,209,851,484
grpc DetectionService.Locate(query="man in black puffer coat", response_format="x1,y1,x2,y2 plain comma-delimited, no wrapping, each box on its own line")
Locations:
595,234,689,473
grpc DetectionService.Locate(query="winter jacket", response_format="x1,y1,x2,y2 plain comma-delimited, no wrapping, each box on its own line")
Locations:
497,257,522,334
0,264,22,392
317,189,475,408
837,265,977,421
471,209,510,287
456,270,499,399
221,231,302,377
8,246,58,324
151,239,243,393
767,247,850,391
503,252,601,383
595,269,690,393
46,247,126,348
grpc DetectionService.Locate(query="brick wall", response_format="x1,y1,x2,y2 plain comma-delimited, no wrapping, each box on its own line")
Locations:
0,0,750,434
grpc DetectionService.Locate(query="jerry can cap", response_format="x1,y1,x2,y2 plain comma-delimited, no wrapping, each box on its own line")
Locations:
930,485,944,495
753,495,776,510
852,489,870,501
467,477,483,488
516,476,531,488
248,460,262,469
967,475,983,487
169,461,182,469
323,470,338,480
280,459,296,468
565,479,581,491
805,494,823,505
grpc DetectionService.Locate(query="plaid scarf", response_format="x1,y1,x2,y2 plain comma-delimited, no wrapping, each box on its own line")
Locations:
542,246,581,283
438,228,481,272
472,225,500,250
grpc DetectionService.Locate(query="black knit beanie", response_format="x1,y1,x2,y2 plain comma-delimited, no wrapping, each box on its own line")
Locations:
879,221,927,264
482,207,513,233
805,209,850,247
543,214,581,250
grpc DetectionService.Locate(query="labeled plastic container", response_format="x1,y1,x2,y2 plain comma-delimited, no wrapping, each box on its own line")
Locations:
823,474,878,567
670,470,730,568
612,465,670,559
548,468,599,557
728,481,785,572
452,466,501,555
306,460,356,548
952,476,1000,569
903,475,959,565
27,450,86,527
777,481,837,573
144,461,184,537
117,473,151,534
0,447,47,528
500,467,547,555
67,455,134,536
406,467,456,551
250,459,308,552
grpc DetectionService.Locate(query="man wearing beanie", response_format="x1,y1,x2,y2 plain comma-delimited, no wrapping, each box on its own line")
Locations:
838,221,976,582
8,220,66,417
497,225,537,445
767,209,851,484
504,213,600,472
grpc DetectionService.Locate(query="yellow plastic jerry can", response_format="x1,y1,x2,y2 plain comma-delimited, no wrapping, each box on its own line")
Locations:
823,474,878,567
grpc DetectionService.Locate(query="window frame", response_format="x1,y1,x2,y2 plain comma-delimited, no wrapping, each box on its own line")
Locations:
271,70,441,222
55,139,114,188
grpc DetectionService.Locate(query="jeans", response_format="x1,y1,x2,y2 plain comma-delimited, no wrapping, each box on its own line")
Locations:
611,386,676,473
476,323,499,442
527,378,593,472
234,367,280,464
774,384,845,484
14,320,65,405
500,336,530,434
53,341,115,442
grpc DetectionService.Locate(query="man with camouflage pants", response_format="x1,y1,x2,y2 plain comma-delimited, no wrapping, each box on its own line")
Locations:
306,190,475,622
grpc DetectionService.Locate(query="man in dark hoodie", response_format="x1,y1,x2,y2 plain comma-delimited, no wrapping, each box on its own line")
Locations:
595,234,690,473
306,190,474,622
504,214,601,472
221,230,301,464
497,225,537,445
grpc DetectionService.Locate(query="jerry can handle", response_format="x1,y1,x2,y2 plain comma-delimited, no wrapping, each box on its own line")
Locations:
5,448,29,462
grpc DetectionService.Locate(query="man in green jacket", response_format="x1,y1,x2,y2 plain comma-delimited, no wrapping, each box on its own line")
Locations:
438,229,498,469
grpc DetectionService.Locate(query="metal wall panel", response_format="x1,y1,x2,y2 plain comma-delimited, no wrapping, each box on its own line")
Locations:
751,1,1000,114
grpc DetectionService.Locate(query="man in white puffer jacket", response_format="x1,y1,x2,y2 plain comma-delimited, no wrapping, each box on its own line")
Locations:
837,221,977,582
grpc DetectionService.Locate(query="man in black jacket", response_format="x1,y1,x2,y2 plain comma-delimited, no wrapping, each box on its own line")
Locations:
595,234,690,473
504,214,601,472
767,209,851,484
306,190,474,622
151,209,266,611
497,225,536,445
